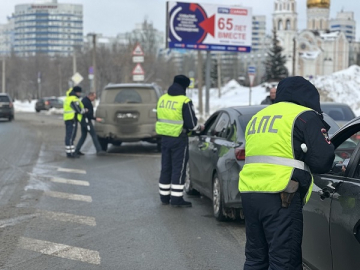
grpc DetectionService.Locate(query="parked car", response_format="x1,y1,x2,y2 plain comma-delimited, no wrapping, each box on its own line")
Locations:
35,97,63,112
94,83,163,151
186,105,267,221
186,106,341,222
321,102,356,127
0,93,14,121
302,116,360,270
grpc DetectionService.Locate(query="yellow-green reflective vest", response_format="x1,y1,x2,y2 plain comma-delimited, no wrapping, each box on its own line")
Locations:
239,102,314,204
63,89,84,122
156,94,190,137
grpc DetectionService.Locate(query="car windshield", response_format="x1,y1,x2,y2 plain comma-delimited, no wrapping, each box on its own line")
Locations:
0,96,10,102
321,104,355,121
323,113,340,136
104,87,157,104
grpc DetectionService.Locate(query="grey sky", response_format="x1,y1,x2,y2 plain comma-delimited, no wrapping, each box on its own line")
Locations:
1,0,359,40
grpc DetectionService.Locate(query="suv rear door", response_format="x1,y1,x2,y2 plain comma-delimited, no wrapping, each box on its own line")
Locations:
98,86,159,134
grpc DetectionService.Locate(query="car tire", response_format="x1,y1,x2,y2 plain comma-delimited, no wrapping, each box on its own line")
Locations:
184,166,199,195
98,137,108,152
213,173,227,221
8,116,12,122
36,109,40,113
156,140,161,152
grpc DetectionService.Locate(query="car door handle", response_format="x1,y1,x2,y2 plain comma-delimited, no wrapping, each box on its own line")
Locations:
318,189,331,200
212,148,217,153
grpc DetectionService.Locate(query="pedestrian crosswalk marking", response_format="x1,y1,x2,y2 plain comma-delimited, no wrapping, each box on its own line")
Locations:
37,210,96,226
44,191,92,202
57,168,87,174
50,177,89,186
18,237,101,265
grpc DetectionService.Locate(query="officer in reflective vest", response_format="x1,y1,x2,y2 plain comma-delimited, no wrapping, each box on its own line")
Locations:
156,75,204,207
239,77,335,270
63,86,86,158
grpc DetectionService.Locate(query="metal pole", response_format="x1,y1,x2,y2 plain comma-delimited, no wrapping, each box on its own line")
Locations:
249,85,252,106
217,53,221,98
92,34,97,93
197,50,203,115
73,48,77,74
2,58,5,93
292,38,296,76
205,50,211,116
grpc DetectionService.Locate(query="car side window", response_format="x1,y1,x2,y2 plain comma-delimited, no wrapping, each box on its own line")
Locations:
204,114,220,136
331,133,360,175
215,113,231,139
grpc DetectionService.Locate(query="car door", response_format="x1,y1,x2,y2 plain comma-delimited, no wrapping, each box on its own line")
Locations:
303,119,360,270
199,112,231,197
188,112,219,192
328,125,360,270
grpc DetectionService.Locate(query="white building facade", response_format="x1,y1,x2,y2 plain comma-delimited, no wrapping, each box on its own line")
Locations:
0,16,15,56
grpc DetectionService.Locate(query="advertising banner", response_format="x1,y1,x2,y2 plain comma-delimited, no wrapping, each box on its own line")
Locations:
167,1,252,52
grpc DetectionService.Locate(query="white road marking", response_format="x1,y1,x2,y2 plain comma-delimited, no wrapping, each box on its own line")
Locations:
37,210,96,226
57,168,86,174
44,191,92,202
50,177,89,186
18,237,101,265
0,214,37,228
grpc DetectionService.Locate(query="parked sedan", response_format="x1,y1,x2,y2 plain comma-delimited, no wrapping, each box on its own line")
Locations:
302,117,360,270
35,97,63,112
0,93,14,121
186,105,267,221
321,102,356,127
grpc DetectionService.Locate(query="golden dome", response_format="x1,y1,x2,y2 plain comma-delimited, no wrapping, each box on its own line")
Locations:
307,0,330,8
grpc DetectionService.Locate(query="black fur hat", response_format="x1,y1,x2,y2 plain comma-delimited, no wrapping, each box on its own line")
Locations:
73,86,82,93
173,75,190,89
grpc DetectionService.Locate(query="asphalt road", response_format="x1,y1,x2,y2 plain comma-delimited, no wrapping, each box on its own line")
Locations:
0,112,246,270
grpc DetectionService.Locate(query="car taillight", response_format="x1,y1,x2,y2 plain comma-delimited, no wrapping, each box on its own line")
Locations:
45,101,49,105
9,102,13,108
235,147,245,160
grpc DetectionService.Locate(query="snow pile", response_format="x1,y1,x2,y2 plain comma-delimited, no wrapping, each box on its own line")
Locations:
14,100,37,112
310,65,360,115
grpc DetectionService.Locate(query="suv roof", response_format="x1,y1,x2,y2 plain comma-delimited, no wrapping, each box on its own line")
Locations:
104,83,158,90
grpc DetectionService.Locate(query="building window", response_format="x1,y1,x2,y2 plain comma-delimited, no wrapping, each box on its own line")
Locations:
278,20,283,30
286,19,291,30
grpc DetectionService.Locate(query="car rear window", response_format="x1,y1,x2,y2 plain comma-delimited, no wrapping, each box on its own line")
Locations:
238,114,255,131
104,87,157,104
321,105,355,121
0,96,10,102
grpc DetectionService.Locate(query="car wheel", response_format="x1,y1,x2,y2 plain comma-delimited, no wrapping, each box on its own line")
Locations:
8,116,12,122
213,173,226,221
184,166,199,195
36,109,40,113
98,137,108,151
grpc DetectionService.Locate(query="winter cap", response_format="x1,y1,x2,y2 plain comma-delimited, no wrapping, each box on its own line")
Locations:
173,75,190,89
275,76,321,113
73,86,82,93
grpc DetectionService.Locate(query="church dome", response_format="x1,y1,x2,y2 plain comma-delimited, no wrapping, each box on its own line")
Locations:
307,0,330,8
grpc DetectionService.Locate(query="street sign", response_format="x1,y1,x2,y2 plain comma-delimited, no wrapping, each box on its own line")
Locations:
167,2,252,52
133,75,145,81
88,66,94,74
71,72,83,85
132,56,144,63
132,63,145,75
132,44,144,56
248,66,256,87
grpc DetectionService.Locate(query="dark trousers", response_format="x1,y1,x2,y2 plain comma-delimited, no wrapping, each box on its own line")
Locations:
75,118,102,153
65,120,78,156
241,192,303,270
159,135,189,203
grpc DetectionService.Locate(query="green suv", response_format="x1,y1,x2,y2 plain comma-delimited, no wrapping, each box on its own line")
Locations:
94,83,163,151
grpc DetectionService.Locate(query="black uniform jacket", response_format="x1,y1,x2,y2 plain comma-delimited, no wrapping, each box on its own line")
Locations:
81,96,96,121
167,82,199,133
275,77,335,199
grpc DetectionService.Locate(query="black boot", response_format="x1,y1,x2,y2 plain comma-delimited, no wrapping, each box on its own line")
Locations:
160,195,170,205
171,197,192,208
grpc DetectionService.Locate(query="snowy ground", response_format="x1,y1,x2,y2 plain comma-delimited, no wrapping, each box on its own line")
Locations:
13,65,360,118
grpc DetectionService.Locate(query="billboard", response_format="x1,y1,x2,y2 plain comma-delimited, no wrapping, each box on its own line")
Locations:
166,2,252,52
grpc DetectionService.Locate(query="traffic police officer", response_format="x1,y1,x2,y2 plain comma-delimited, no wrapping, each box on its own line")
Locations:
156,75,204,207
239,76,335,269
63,86,86,158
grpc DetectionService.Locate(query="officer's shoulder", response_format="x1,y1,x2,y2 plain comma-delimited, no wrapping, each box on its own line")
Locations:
296,110,319,123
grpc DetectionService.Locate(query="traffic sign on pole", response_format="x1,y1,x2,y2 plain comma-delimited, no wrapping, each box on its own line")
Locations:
132,63,145,75
71,72,83,85
132,43,144,56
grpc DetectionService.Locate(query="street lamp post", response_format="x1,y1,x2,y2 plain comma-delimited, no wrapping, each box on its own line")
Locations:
87,33,97,93
2,58,5,93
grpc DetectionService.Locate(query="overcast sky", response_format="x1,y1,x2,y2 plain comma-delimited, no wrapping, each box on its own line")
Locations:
1,0,359,40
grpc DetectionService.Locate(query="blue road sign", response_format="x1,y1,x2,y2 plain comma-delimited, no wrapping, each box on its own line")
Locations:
248,66,256,74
